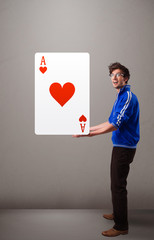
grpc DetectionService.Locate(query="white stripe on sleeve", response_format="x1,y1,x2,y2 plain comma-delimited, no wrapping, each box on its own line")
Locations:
116,91,132,127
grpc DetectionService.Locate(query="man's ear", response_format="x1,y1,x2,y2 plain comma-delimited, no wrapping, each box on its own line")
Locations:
124,77,128,83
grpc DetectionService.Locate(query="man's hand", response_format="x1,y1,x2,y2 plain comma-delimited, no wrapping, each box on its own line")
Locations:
72,121,116,138
72,132,93,138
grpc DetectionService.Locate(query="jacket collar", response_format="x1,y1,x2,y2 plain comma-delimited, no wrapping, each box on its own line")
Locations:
119,85,131,93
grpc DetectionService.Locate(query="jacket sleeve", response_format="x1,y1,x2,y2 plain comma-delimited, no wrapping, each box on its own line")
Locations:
109,91,133,129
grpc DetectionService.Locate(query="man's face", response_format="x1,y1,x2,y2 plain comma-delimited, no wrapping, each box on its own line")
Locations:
110,69,128,92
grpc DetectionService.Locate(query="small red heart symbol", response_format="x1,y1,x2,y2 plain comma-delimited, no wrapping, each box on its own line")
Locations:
49,82,75,107
39,66,47,74
79,115,87,122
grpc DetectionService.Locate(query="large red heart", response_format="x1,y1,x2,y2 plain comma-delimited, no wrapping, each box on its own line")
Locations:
49,82,75,107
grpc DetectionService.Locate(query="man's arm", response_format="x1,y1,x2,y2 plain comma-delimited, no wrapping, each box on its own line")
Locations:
73,121,117,137
90,121,113,132
90,121,116,136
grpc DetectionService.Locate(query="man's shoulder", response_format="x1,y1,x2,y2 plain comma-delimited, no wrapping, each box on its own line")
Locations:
131,91,139,102
122,87,138,102
118,90,139,109
119,89,132,102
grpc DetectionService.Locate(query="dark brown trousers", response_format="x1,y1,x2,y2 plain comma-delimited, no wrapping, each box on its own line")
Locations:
111,147,136,231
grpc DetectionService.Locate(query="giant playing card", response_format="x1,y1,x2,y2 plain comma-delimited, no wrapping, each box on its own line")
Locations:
35,53,90,135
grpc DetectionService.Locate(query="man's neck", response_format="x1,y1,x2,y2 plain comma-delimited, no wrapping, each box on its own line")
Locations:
116,84,127,93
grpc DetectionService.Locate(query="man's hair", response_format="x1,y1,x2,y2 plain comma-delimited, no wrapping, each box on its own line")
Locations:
108,62,130,83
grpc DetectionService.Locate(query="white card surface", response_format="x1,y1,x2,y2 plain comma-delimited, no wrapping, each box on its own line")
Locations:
35,53,90,135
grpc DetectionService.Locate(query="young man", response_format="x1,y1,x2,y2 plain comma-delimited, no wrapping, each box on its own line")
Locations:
73,62,140,237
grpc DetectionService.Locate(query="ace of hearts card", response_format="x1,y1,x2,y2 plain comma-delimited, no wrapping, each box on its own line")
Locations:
35,52,90,135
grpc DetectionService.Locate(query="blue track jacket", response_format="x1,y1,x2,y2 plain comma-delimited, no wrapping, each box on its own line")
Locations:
108,85,140,148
